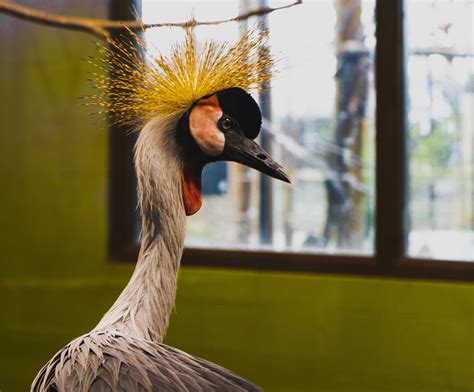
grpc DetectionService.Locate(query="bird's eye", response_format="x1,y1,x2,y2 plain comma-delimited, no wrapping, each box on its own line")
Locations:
221,117,232,131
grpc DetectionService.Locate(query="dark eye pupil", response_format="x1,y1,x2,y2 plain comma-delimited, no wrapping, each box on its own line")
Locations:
222,118,231,129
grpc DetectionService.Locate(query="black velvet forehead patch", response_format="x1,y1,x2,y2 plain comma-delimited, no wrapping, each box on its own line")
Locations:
216,88,262,140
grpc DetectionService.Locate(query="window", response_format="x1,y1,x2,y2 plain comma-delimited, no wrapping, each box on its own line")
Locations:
109,0,473,281
406,1,473,261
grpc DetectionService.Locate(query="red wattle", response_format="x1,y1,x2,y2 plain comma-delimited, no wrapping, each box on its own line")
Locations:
181,162,203,216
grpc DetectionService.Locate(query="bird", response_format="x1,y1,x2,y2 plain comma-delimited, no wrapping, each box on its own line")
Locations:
30,27,289,392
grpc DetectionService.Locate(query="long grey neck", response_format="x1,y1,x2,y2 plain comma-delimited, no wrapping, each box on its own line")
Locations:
95,117,185,342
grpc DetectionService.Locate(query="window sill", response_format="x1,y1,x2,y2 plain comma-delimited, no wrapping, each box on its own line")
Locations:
110,244,474,283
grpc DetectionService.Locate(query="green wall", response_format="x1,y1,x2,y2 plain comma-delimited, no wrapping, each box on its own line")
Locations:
2,269,473,392
1,5,473,392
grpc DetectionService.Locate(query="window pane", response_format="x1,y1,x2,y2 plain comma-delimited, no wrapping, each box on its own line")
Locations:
143,0,376,254
406,0,474,261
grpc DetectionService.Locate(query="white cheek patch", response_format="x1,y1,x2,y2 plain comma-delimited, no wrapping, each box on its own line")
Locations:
189,95,225,156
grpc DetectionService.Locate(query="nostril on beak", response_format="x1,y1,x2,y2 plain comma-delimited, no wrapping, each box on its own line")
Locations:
257,153,267,160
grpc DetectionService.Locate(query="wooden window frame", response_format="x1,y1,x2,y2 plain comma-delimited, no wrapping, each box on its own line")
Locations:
108,0,474,282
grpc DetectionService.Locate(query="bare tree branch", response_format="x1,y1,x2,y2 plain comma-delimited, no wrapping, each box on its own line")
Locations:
0,0,302,39
0,1,114,37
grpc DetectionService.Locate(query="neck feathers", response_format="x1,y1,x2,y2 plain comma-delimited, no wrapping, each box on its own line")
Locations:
95,116,186,342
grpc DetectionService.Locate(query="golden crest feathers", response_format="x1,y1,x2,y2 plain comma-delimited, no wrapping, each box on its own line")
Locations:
88,27,274,129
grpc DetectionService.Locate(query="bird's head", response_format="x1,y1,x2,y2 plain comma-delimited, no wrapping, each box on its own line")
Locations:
176,87,289,215
90,28,288,215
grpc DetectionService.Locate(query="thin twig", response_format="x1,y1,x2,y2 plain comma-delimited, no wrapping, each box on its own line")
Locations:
0,0,302,39
0,1,114,38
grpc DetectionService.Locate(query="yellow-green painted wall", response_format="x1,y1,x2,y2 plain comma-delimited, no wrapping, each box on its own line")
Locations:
1,4,473,392
3,270,473,392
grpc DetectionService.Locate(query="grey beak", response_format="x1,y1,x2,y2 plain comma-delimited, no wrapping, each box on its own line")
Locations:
220,131,291,184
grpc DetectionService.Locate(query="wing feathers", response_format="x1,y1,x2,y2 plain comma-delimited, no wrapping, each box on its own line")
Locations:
30,332,261,392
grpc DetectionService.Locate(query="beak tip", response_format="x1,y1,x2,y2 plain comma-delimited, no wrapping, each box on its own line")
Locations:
278,171,291,184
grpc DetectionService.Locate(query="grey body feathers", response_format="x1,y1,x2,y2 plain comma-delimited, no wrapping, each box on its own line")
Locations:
31,117,261,391
31,331,261,392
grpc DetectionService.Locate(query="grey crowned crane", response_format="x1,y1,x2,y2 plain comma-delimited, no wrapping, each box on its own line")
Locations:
31,28,289,392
